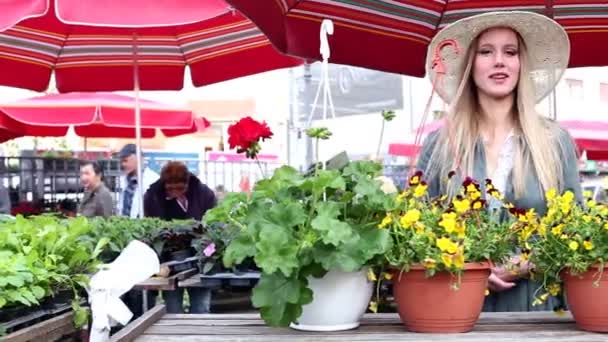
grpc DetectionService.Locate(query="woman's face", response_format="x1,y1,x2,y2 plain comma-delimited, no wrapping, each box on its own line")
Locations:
472,27,520,100
165,182,187,199
80,164,100,190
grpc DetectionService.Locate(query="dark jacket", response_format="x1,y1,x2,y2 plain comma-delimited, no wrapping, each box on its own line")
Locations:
143,173,217,221
78,183,114,218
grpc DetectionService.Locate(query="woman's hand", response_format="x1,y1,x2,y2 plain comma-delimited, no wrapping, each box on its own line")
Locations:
487,255,532,292
488,272,516,292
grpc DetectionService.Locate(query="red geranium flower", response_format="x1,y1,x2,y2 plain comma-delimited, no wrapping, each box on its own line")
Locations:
227,116,273,159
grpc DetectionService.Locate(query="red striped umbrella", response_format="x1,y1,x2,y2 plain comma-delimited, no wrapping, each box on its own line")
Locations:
0,92,210,138
0,0,228,31
226,0,608,77
389,119,608,160
0,1,303,92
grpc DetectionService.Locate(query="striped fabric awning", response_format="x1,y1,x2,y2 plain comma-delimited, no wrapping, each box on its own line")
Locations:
226,0,608,77
0,8,303,92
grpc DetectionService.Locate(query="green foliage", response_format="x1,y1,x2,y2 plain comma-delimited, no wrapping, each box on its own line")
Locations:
205,160,394,327
0,215,107,327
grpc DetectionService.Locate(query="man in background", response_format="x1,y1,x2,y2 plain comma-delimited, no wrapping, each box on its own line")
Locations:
116,144,159,320
117,144,159,218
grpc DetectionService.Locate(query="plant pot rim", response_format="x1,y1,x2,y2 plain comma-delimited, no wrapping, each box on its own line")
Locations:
561,263,608,276
389,261,492,273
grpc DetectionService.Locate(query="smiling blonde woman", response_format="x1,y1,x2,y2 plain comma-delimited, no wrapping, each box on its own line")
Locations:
417,11,583,312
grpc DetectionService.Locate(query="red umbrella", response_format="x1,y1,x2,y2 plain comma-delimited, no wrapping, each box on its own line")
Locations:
0,0,303,92
226,0,608,77
54,0,227,27
388,119,608,160
0,92,210,138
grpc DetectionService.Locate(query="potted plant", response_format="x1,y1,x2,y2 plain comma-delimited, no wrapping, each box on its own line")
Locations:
378,173,516,333
513,189,608,332
204,118,394,330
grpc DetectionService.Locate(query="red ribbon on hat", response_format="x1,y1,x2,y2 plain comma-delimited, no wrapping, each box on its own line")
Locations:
409,38,462,179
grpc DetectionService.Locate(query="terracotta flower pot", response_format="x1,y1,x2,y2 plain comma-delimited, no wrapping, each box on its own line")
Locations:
562,264,608,332
392,262,491,333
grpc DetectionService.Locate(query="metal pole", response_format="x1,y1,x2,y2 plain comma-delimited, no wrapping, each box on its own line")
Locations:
133,33,145,217
304,63,313,170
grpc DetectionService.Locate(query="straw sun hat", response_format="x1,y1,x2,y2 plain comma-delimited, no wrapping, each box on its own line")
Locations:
426,11,570,104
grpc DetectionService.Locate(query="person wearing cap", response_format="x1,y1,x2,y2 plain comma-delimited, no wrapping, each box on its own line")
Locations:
416,11,582,312
117,144,159,218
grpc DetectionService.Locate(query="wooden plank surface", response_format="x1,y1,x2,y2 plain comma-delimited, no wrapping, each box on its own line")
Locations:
134,269,197,291
111,305,167,342
132,311,606,342
1,311,75,342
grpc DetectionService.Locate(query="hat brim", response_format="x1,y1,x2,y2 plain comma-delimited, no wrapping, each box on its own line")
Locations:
426,11,570,104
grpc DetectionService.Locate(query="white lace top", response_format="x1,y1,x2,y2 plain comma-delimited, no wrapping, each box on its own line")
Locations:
486,131,515,211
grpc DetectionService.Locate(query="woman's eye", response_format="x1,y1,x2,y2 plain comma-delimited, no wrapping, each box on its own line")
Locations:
478,49,492,56
505,50,518,56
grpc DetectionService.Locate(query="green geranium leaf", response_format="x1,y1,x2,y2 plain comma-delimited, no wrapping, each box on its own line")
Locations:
254,225,299,276
252,273,311,327
255,166,304,196
311,202,355,246
342,161,382,179
358,226,392,260
313,243,362,272
312,170,345,195
223,233,256,268
268,203,307,228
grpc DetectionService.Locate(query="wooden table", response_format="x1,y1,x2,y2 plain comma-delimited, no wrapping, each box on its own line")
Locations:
111,306,606,341
133,268,197,313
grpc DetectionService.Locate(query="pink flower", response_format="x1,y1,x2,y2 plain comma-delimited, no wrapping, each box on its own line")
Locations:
203,243,216,257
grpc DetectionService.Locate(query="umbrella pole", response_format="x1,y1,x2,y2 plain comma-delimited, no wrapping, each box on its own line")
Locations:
133,33,145,218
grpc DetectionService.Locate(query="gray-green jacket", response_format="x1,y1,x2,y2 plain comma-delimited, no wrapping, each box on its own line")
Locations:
416,126,582,312
78,183,114,218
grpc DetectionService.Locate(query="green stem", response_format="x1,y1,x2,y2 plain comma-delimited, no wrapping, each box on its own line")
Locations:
255,156,266,178
315,137,320,176
376,118,385,160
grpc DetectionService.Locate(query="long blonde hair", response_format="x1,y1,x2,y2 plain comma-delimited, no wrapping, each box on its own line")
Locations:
424,31,567,198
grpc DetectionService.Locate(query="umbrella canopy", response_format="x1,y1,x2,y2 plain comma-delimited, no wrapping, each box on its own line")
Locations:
0,92,210,138
1,0,229,31
226,0,608,77
0,0,303,92
388,119,608,161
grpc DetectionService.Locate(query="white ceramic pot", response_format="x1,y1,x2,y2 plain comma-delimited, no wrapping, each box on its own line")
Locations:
289,268,373,331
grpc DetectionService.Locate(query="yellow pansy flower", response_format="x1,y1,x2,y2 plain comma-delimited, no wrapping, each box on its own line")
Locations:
569,241,579,251
453,253,465,269
367,268,377,282
583,215,592,223
466,184,478,193
548,284,561,296
410,175,420,186
546,189,557,201
441,253,453,267
587,200,597,208
378,215,392,229
583,240,594,250
551,224,563,236
453,199,470,213
413,184,428,198
423,258,437,269
454,222,466,238
400,209,421,228
436,237,458,254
